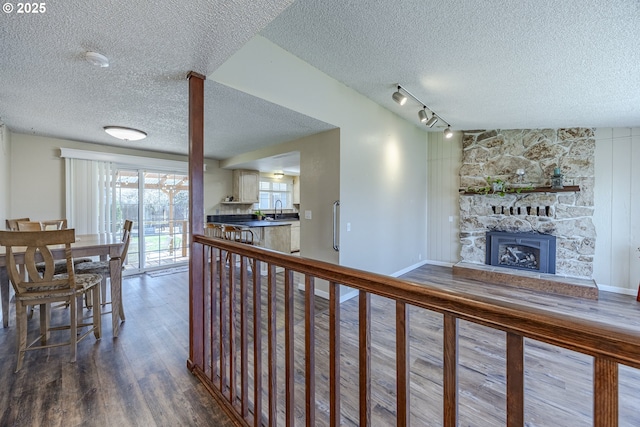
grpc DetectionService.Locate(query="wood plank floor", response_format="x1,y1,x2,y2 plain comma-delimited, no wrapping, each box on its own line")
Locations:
0,270,236,427
252,265,640,426
3,263,640,426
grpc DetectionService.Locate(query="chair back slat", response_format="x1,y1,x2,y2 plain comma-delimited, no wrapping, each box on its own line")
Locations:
17,221,44,231
120,220,133,262
40,219,67,230
5,217,30,231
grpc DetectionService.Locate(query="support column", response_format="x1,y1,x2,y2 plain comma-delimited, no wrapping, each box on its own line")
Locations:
187,71,205,370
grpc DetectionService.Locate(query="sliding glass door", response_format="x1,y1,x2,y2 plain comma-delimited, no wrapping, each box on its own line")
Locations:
115,169,189,272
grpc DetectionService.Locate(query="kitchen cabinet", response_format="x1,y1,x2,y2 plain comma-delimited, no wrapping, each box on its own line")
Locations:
293,176,300,204
232,169,259,203
290,221,300,252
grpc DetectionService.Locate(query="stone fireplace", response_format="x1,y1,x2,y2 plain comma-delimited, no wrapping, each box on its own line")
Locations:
486,231,556,274
459,128,596,279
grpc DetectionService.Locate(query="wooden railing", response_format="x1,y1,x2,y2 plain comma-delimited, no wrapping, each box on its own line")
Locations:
188,235,640,427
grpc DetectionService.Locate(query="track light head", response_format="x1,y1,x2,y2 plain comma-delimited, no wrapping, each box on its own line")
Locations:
392,87,407,106
425,115,438,128
444,126,454,139
418,108,429,123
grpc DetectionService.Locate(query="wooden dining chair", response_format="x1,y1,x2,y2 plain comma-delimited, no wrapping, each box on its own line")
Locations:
40,219,68,230
16,219,92,275
75,220,133,316
16,221,43,231
6,217,30,231
0,229,102,372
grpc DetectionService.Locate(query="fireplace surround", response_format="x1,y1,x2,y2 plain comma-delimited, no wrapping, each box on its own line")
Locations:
486,231,556,274
459,128,596,278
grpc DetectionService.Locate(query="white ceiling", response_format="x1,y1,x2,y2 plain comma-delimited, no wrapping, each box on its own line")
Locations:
1,0,639,169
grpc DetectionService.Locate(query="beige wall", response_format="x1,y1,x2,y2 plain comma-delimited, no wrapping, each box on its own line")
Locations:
425,127,640,295
6,132,232,225
211,35,428,276
0,125,9,226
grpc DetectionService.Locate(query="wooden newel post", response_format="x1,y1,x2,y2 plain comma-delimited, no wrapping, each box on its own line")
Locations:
187,71,205,372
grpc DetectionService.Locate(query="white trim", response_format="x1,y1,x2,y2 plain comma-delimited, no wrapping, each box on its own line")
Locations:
296,283,359,302
424,259,456,268
596,283,637,296
390,260,430,277
59,147,205,172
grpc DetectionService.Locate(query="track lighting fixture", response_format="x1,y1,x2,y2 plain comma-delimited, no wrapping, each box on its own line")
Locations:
425,115,438,128
392,86,407,106
391,84,452,135
418,108,429,123
444,126,453,139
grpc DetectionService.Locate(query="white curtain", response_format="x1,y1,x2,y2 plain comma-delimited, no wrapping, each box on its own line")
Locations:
65,158,116,234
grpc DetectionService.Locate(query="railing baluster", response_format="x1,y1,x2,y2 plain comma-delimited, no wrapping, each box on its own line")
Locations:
284,269,294,427
192,237,640,427
219,249,227,394
268,264,277,427
594,357,618,427
253,260,263,427
506,332,524,427
396,301,409,426
359,291,371,427
443,314,458,427
329,282,341,427
229,253,236,405
240,256,249,418
210,247,218,383
305,276,316,427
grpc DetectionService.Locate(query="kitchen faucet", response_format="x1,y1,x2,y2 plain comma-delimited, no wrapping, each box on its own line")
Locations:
274,199,283,219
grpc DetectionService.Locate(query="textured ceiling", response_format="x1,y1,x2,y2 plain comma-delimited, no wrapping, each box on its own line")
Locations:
0,0,331,160
262,0,640,130
1,0,639,166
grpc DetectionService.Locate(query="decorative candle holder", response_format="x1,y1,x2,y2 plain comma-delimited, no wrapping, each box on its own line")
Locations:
551,167,564,189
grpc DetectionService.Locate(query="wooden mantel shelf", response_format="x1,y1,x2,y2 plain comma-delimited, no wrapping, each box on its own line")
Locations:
459,185,580,196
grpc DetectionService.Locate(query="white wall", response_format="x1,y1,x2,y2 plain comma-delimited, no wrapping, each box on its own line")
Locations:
211,36,428,276
593,128,640,293
7,132,233,224
425,127,640,295
426,131,462,265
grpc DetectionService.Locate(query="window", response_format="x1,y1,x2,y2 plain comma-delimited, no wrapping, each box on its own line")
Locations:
255,178,292,210
61,148,191,273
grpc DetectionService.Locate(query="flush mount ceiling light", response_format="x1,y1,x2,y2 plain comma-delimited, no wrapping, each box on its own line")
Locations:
392,84,453,135
85,51,109,68
104,126,147,141
392,86,407,106
274,172,285,179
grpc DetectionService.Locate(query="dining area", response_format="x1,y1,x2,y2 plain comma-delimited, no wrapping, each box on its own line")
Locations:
0,218,132,372
0,218,235,426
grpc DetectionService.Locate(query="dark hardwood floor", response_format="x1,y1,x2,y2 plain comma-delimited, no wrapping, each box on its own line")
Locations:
0,269,236,427
2,263,640,426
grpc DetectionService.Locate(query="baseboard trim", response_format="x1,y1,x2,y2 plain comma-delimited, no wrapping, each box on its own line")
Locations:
297,283,359,303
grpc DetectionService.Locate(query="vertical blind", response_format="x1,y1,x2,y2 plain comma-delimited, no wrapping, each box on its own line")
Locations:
65,158,116,235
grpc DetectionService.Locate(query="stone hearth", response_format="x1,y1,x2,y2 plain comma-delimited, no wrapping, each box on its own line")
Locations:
452,262,598,300
459,128,596,279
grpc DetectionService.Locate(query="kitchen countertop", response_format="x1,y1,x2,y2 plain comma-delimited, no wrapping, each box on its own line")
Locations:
210,220,293,227
207,213,299,228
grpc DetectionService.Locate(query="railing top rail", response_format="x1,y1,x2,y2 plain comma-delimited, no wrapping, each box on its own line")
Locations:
195,234,640,368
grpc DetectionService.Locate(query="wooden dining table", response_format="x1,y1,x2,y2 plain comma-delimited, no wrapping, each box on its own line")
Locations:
0,233,126,337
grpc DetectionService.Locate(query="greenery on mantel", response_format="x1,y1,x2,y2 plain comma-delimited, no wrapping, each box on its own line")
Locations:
462,177,535,196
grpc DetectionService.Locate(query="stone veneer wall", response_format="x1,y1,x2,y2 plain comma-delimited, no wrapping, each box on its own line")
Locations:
459,128,596,278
